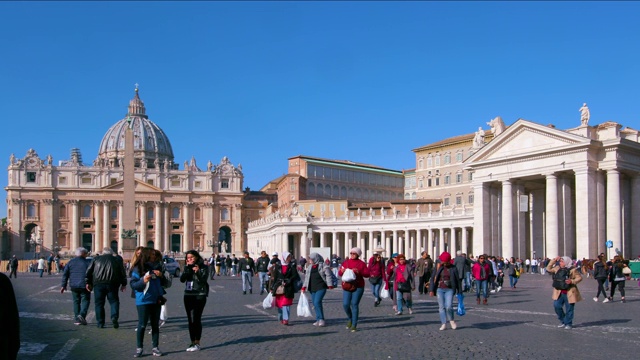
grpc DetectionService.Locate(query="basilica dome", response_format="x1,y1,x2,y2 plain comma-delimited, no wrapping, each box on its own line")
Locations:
97,88,175,169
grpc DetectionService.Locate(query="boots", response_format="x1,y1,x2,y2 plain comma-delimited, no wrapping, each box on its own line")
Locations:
476,298,481,305
483,298,488,305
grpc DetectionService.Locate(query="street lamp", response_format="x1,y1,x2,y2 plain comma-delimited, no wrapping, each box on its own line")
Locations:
206,236,216,255
29,237,42,259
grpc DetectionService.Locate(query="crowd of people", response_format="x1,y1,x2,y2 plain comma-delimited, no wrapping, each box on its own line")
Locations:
4,246,636,358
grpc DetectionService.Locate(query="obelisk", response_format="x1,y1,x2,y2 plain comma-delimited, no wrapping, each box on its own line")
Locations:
121,112,137,258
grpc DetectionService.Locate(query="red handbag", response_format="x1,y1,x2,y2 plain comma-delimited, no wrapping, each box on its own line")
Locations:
341,281,357,292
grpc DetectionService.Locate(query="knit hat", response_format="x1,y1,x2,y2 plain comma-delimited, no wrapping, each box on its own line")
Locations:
271,252,278,256
439,251,452,264
350,247,362,257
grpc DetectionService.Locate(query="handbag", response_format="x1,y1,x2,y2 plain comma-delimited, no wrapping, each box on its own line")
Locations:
341,281,357,292
397,281,412,293
275,284,285,295
622,266,631,275
369,276,382,285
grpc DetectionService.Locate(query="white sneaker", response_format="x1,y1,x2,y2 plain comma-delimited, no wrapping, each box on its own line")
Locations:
318,320,325,327
312,321,319,326
490,290,496,293
603,298,610,303
593,297,598,302
186,344,200,352
450,320,457,330
408,308,413,315
439,324,446,331
497,286,502,292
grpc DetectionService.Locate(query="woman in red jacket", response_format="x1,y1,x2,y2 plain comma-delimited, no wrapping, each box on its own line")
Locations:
338,247,370,332
367,252,386,307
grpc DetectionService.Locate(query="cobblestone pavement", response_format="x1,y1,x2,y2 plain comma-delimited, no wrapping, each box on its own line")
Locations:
10,271,640,359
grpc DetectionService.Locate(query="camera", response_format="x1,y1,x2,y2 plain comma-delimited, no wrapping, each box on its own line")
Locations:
150,272,157,280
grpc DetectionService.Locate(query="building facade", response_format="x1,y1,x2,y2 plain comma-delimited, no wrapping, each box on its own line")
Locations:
3,89,244,259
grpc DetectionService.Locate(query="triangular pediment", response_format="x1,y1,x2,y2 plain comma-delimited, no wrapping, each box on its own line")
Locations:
102,179,163,192
467,119,591,163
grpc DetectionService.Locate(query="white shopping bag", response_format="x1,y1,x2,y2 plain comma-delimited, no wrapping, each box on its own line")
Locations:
342,268,356,282
296,292,312,317
160,304,168,321
380,285,390,299
262,292,274,309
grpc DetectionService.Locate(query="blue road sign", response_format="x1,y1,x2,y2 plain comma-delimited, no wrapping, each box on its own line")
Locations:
605,240,613,248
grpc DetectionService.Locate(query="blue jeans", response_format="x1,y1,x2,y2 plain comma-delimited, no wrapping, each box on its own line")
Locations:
241,271,253,291
310,289,327,321
258,272,269,293
509,275,518,288
553,293,575,326
136,304,160,348
371,282,382,301
93,283,121,326
277,305,290,321
71,288,91,319
396,291,412,313
475,279,488,300
464,272,472,291
436,288,455,324
39,269,44,277
342,287,365,328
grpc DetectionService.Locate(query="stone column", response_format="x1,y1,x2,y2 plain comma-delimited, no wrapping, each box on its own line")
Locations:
472,182,491,257
545,174,559,258
530,189,545,259
182,203,190,253
416,229,423,257
575,168,597,259
438,228,445,255
139,201,147,247
596,171,606,256
561,177,575,258
502,179,514,258
102,201,110,251
71,200,80,250
392,230,399,255
368,231,374,259
516,184,527,259
117,201,124,254
427,229,433,257
449,228,457,256
606,169,622,255
384,231,390,258
632,176,640,258
300,231,308,258
43,199,55,250
94,201,102,251
344,232,351,257
155,202,162,251
332,232,338,256
320,232,326,248
163,204,170,253
461,227,468,255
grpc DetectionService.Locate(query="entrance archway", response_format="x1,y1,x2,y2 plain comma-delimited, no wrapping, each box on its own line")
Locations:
218,226,231,253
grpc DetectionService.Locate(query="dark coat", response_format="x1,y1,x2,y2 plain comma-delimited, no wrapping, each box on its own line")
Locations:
429,265,461,294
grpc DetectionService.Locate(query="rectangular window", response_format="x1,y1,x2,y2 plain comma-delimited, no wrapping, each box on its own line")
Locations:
469,194,474,204
194,181,201,188
59,176,67,185
27,172,36,182
81,177,91,184
299,205,305,213
329,204,334,211
309,205,315,212
111,224,117,229
468,172,473,181
147,225,153,229
290,182,296,191
173,225,180,230
147,179,154,186
435,178,440,186
340,204,345,211
320,204,325,212
456,152,463,162
171,179,181,187
456,174,462,183
221,179,229,189
427,178,432,187
435,156,440,166
456,196,462,205
444,198,450,206
110,178,117,185
444,175,450,185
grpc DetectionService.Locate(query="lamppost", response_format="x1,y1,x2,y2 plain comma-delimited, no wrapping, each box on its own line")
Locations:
29,237,42,259
206,236,216,256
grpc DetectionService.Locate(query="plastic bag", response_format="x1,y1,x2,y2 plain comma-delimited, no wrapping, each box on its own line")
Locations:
160,304,168,321
342,268,356,282
296,292,312,317
262,292,274,309
456,293,466,316
380,285,390,299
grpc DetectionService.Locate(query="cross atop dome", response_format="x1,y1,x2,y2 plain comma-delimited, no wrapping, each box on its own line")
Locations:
127,84,147,118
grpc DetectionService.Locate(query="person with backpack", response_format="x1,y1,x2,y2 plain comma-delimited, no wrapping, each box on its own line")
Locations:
300,253,334,327
546,256,583,330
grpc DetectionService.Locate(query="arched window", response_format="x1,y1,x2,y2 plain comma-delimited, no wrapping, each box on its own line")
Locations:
82,204,91,218
59,205,67,219
316,184,323,197
340,186,347,199
308,183,316,196
324,185,331,198
333,185,339,198
195,207,201,221
172,207,180,219
418,158,424,169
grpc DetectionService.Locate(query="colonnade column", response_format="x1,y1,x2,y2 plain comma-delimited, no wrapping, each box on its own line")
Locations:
71,200,80,251
427,229,433,256
438,229,445,255
416,229,422,258
606,169,622,256
368,231,374,259
575,168,597,259
117,201,124,254
501,180,514,258
94,201,102,252
300,232,308,258
163,204,170,253
155,202,163,252
631,176,640,258
461,227,468,255
561,178,575,258
384,231,390,257
344,232,351,257
545,174,559,258
392,230,398,255
331,232,338,256
139,202,147,247
102,201,109,251
182,203,190,253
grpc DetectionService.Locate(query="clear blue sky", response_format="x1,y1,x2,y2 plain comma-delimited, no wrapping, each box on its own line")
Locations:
1,1,639,218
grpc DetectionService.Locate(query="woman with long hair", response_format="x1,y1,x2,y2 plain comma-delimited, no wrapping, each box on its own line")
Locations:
593,255,608,302
605,255,628,303
506,257,520,289
367,252,386,307
180,250,209,351
270,251,299,325
389,254,414,315
429,252,461,331
130,247,165,357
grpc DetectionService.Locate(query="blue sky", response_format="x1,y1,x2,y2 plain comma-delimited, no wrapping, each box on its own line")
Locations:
1,1,639,217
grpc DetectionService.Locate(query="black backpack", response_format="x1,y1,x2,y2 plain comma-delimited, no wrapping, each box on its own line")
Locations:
552,267,571,290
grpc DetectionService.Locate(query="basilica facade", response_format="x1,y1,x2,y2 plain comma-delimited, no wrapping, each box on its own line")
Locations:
3,89,244,259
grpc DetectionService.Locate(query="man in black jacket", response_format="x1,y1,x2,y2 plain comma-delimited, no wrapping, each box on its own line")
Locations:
255,251,270,295
85,247,127,329
61,247,91,325
238,251,256,294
